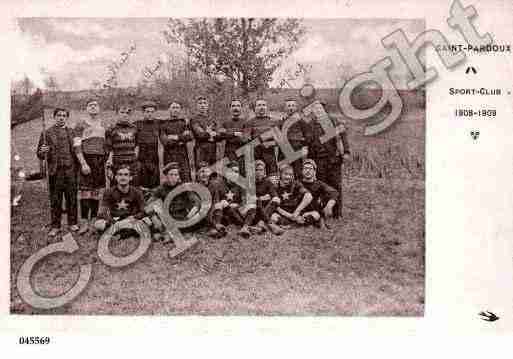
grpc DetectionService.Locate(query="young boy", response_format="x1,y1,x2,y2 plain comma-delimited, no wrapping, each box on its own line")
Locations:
73,98,107,235
146,162,200,242
253,160,284,235
301,159,339,229
37,107,79,237
271,164,313,226
105,104,139,187
94,165,146,233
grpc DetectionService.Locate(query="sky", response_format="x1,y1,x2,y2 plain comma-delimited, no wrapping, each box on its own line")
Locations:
12,18,425,91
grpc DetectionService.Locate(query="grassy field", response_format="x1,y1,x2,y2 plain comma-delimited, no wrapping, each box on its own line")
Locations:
10,95,424,315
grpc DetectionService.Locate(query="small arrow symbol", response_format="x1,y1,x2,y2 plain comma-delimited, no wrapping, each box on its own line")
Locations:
479,310,499,322
465,66,477,74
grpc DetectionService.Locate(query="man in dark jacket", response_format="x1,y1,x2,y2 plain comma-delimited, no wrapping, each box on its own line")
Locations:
159,101,193,182
37,107,79,237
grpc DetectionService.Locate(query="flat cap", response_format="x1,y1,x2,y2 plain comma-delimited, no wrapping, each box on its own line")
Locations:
141,100,157,110
163,162,180,175
303,158,317,170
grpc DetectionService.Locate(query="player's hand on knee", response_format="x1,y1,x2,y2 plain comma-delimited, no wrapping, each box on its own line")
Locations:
94,219,107,232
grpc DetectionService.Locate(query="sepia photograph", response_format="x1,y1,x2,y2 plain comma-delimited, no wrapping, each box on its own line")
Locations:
10,17,425,315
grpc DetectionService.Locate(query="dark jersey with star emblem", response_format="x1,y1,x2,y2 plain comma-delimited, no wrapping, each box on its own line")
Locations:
277,180,309,212
218,178,244,205
105,122,138,166
98,185,145,222
302,179,338,210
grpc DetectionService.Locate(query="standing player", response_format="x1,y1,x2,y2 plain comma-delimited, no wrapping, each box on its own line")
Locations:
37,107,79,237
105,104,139,187
271,164,313,226
73,98,107,235
136,100,161,190
190,96,221,167
278,98,309,179
243,98,281,177
305,100,350,218
159,101,193,181
301,159,339,229
219,99,248,174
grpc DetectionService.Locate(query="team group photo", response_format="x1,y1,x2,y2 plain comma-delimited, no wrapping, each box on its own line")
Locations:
10,18,425,315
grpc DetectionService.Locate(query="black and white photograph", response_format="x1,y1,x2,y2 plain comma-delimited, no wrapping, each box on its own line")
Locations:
9,17,425,315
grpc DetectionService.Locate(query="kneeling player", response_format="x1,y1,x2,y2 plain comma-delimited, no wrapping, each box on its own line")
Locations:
146,162,200,242
94,165,147,235
253,160,284,235
217,161,260,238
271,164,313,226
301,159,339,229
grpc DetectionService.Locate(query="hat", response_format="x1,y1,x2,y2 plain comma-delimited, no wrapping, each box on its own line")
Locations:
279,163,293,173
197,161,209,170
226,161,239,169
163,162,180,175
85,97,99,107
141,100,157,110
303,158,317,170
255,160,266,169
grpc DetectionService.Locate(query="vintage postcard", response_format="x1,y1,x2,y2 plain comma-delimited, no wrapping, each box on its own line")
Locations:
1,0,513,351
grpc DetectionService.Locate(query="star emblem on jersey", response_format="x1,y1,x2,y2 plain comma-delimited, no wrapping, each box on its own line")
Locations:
226,191,235,201
117,199,129,210
282,192,291,200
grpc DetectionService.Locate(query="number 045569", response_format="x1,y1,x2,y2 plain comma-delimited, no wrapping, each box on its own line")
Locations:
18,336,51,344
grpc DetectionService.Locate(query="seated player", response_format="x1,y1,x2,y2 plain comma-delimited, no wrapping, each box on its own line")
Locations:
195,161,228,238
253,160,284,235
301,159,339,229
146,162,200,243
271,164,313,226
216,161,259,238
94,165,146,234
